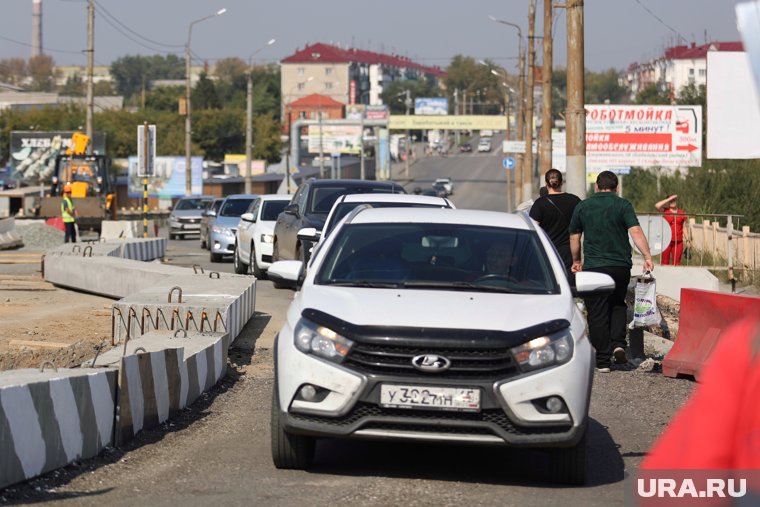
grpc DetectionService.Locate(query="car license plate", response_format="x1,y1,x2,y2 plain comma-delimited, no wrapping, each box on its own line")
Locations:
380,385,480,412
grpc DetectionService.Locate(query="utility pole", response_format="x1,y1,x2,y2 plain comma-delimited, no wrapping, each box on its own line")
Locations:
564,0,586,198
404,89,412,177
540,0,553,176
85,0,94,152
524,0,536,201
185,36,192,196
245,72,253,194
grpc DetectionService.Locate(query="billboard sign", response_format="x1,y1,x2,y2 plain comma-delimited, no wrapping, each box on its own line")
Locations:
128,156,202,198
307,125,362,154
389,115,507,130
415,98,448,115
365,105,389,120
10,130,107,182
346,104,365,121
585,105,702,167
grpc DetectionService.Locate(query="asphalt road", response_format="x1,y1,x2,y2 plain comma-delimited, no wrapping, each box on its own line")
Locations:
2,165,696,506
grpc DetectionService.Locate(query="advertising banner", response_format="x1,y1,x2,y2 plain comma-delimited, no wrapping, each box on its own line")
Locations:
307,125,362,154
414,98,449,115
389,115,507,131
346,105,365,121
10,131,107,183
585,105,702,167
365,105,389,121
127,156,203,198
377,128,390,180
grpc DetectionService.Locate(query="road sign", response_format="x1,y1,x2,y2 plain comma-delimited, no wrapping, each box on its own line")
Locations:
137,124,156,177
502,157,516,170
585,105,702,168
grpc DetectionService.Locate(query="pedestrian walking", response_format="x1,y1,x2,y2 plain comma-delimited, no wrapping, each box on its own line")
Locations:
529,169,581,273
654,194,690,266
569,171,654,372
61,184,78,243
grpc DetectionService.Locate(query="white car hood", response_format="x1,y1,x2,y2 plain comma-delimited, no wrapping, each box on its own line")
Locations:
298,285,571,332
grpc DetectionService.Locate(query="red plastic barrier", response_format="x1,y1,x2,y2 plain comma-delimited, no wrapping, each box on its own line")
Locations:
45,217,64,232
663,288,760,380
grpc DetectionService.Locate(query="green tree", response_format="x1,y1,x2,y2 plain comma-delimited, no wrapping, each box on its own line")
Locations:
443,55,503,113
0,58,28,87
381,79,441,114
192,73,221,110
192,108,244,160
93,81,117,96
635,84,671,105
110,54,184,98
585,68,628,104
60,74,85,96
252,113,283,163
145,85,183,112
28,55,59,92
214,57,247,82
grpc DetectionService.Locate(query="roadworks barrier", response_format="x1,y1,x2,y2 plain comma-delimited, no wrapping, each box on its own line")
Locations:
0,217,23,250
0,367,118,489
662,288,760,380
100,220,157,240
45,237,166,262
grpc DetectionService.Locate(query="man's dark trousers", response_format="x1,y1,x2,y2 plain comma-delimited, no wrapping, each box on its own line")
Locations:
583,266,630,368
64,222,76,243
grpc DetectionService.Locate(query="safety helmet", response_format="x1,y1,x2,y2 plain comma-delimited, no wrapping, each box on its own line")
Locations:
63,184,72,193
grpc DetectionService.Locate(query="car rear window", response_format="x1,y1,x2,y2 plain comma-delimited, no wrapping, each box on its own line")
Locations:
261,200,289,221
309,186,402,214
220,198,254,217
325,202,449,237
175,198,211,211
316,223,558,294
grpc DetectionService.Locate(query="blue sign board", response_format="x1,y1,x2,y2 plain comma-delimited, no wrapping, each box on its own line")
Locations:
128,156,203,197
502,157,516,170
414,98,449,115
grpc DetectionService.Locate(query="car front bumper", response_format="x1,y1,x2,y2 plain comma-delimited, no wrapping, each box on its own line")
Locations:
275,327,594,448
210,231,236,255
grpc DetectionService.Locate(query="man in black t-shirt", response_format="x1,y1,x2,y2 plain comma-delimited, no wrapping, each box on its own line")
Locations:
529,169,581,271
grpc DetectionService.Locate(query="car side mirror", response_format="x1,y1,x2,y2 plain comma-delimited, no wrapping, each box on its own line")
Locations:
206,210,217,218
284,203,299,216
297,227,321,242
572,272,615,297
240,212,254,223
267,260,304,290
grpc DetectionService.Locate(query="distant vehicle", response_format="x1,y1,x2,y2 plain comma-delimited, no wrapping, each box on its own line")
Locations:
268,208,616,485
459,143,472,153
209,194,257,262
200,198,224,249
273,178,406,263
478,139,492,153
234,195,291,276
433,177,453,196
169,196,213,240
480,129,494,138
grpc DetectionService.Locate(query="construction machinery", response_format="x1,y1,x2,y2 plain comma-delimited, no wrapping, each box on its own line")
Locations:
38,132,115,233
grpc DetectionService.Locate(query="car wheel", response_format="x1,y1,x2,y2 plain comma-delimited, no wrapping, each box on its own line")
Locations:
250,244,264,278
548,433,587,485
233,246,247,274
271,381,315,470
210,249,222,263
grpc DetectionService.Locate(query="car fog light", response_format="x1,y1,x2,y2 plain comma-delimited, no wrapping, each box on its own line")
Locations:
300,384,318,401
214,243,221,250
545,396,564,414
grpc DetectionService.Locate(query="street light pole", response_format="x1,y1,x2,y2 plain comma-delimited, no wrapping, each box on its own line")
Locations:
185,8,226,197
524,0,536,201
564,0,586,199
245,38,276,195
85,0,94,152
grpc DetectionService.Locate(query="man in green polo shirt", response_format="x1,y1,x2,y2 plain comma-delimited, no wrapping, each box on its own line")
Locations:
569,171,654,372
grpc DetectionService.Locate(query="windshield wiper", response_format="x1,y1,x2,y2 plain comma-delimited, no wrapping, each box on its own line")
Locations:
398,281,520,293
326,280,402,288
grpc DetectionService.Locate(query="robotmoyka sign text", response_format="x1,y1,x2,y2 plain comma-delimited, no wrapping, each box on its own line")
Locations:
585,105,702,168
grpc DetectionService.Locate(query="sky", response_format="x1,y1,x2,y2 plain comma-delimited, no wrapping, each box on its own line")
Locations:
0,0,746,74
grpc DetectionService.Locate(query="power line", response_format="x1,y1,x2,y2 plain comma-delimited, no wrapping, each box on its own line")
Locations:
0,34,84,56
93,4,180,55
631,0,687,44
92,0,184,48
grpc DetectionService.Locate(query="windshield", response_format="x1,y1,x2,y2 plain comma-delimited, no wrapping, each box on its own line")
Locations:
325,202,449,238
316,223,558,294
176,198,211,211
220,198,254,217
261,200,290,221
308,186,401,214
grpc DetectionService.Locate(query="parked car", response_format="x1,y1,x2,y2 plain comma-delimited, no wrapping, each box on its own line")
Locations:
268,208,614,484
168,196,213,240
433,177,453,196
200,198,224,249
272,178,405,263
298,193,456,252
234,195,291,276
459,142,472,153
478,139,492,153
209,194,257,262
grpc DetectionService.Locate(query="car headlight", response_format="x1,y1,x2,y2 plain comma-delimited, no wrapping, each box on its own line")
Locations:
293,318,354,364
212,225,234,237
260,233,273,244
510,330,573,372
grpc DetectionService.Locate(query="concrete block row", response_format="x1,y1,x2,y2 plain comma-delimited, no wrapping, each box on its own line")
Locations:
0,367,117,489
45,237,166,262
100,220,157,240
0,217,23,250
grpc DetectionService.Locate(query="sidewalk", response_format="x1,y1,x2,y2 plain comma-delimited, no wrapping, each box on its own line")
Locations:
390,143,426,184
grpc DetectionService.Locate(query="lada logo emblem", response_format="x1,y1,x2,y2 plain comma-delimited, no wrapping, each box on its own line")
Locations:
411,354,451,372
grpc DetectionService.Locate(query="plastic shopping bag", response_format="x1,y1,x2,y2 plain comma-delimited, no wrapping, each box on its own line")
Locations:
632,273,661,327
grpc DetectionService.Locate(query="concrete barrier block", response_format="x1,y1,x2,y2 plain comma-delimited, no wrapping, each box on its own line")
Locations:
100,220,156,240
0,368,118,489
0,218,23,250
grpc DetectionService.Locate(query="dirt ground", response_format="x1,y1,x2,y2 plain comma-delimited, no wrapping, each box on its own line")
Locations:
0,274,115,371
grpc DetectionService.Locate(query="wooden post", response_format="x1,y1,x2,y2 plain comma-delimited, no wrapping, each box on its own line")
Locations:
712,221,719,268
702,219,709,266
742,225,750,269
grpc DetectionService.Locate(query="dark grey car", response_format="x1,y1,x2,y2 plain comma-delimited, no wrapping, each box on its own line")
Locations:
200,198,224,250
169,196,213,240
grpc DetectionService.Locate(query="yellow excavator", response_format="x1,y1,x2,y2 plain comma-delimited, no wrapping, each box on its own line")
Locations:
38,132,116,233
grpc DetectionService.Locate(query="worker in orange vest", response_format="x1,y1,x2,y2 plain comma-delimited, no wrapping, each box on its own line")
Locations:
61,184,78,243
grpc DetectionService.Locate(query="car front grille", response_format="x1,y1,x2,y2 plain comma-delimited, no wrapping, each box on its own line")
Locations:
290,402,571,437
344,342,519,379
178,217,200,224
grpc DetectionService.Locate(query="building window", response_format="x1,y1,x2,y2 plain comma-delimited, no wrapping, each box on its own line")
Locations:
689,68,694,75
298,67,304,76
325,67,332,76
297,82,306,91
698,68,706,77
325,82,333,90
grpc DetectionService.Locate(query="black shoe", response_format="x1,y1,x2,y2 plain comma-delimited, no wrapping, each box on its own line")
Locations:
613,347,628,364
